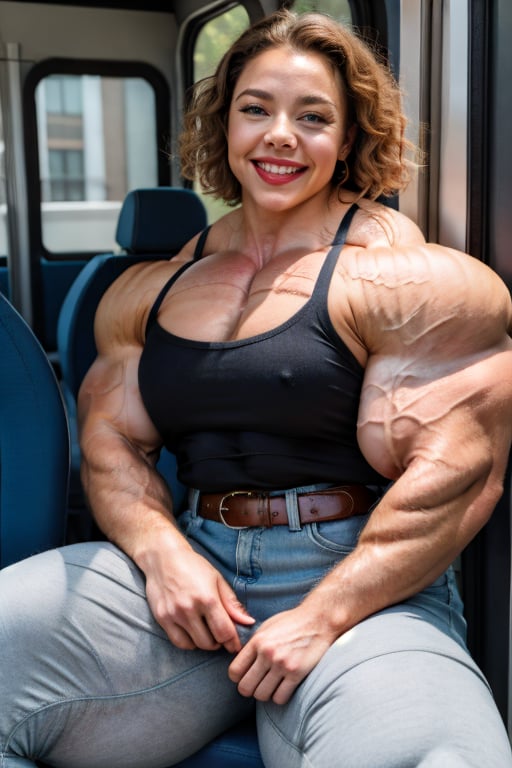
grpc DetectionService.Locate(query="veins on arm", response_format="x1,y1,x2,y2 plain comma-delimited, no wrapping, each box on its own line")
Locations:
321,242,512,618
77,265,179,554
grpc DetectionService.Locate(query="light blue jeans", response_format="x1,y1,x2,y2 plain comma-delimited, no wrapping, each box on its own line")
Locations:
1,499,511,767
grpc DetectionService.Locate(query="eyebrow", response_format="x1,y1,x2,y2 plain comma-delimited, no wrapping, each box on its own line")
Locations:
234,88,336,109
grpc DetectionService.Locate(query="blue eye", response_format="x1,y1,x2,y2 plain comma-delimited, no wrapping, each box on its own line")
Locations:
302,113,326,123
239,104,266,116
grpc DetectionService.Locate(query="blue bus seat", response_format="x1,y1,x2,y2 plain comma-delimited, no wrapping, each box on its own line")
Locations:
0,292,69,568
173,716,263,768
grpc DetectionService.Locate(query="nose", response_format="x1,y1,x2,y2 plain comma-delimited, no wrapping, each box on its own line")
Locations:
264,113,297,149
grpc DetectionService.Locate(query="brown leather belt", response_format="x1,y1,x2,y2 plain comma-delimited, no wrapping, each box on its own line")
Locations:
197,485,376,528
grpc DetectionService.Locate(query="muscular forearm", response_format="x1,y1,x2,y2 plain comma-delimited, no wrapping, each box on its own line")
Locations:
81,432,254,653
80,431,192,567
301,461,503,637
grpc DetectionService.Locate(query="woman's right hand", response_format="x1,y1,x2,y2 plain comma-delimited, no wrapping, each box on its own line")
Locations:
141,531,256,653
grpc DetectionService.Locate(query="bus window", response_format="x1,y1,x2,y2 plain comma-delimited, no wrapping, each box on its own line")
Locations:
35,74,158,253
192,4,249,222
291,0,352,24
193,5,249,81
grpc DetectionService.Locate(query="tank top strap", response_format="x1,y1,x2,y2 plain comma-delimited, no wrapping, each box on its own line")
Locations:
145,262,192,334
314,202,359,296
145,225,212,334
333,202,359,245
193,225,212,260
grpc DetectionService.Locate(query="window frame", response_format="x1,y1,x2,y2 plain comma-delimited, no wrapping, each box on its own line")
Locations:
23,57,171,262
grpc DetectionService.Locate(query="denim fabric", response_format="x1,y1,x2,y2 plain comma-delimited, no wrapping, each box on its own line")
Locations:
1,504,511,767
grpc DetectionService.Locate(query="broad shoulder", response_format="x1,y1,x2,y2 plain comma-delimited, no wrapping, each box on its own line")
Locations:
341,241,512,356
349,199,426,248
94,255,191,352
92,214,237,353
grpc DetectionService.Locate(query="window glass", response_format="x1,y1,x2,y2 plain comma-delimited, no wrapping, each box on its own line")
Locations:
193,5,249,81
292,0,352,24
192,4,250,222
35,74,158,252
45,75,83,115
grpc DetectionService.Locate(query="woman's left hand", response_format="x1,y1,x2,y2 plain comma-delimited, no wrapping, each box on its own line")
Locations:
228,604,335,704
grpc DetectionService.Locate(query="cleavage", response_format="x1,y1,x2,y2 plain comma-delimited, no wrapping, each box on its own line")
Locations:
156,252,323,343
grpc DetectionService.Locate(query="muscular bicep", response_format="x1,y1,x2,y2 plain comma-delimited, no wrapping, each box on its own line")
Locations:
354,346,512,582
78,346,163,464
352,244,512,521
77,265,166,462
359,344,512,483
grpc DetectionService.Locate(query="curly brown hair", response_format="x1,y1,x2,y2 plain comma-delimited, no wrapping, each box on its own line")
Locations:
179,9,415,205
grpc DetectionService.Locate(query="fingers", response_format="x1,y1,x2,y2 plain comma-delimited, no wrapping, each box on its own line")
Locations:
143,545,256,653
218,579,256,626
202,598,244,653
188,580,255,653
229,648,303,704
163,621,201,651
228,609,330,704
217,581,256,652
149,576,255,653
161,601,237,652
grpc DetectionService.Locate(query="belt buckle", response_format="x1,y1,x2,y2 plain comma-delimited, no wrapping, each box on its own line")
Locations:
219,490,255,529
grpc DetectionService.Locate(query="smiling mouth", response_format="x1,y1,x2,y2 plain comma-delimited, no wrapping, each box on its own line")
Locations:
253,160,307,185
256,161,302,175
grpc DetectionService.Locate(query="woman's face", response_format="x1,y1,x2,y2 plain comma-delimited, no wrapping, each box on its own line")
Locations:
227,45,354,212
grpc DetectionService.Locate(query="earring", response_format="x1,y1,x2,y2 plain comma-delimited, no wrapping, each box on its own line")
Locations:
338,158,349,185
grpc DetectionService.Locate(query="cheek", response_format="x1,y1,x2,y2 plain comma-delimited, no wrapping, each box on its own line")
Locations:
227,120,259,176
226,134,248,183
310,135,344,176
228,117,257,148
227,117,246,157
226,120,240,175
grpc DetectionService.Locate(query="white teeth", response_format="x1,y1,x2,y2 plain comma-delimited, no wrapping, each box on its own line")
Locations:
258,162,300,175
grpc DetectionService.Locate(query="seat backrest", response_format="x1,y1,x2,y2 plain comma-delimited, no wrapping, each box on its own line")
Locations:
58,252,156,400
58,187,207,400
115,186,207,255
0,292,69,567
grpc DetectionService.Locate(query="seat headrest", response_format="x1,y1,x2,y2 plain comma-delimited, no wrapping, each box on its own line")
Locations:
115,187,207,253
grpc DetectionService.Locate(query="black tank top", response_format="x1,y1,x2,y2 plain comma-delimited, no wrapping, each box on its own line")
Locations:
139,204,385,492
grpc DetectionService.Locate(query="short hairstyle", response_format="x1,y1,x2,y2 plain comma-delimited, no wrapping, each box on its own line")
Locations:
179,10,415,205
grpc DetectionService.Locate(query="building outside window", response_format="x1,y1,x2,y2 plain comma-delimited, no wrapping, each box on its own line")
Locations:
35,74,158,251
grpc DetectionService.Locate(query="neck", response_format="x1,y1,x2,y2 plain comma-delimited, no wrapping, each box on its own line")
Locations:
233,190,345,267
